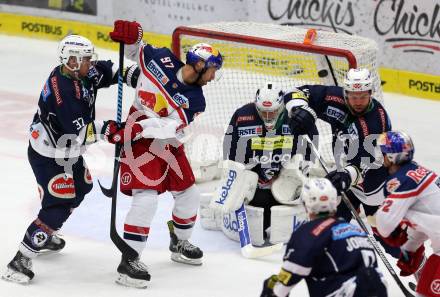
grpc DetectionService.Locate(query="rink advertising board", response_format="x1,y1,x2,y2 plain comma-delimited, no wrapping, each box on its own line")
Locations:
0,12,171,51
0,0,97,15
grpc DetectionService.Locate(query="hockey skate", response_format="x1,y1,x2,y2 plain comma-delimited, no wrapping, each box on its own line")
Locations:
2,251,34,284
116,254,151,289
38,234,66,256
167,220,203,266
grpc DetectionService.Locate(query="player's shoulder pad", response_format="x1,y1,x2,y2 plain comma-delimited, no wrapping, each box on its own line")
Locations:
233,103,259,124
385,162,437,198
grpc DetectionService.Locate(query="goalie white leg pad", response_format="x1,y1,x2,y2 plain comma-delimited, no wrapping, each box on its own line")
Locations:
220,205,265,246
269,204,308,244
211,160,258,212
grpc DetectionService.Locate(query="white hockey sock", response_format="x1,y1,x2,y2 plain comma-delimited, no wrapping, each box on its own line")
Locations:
171,185,200,240
123,189,158,255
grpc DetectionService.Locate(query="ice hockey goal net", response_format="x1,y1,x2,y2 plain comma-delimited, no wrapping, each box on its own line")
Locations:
171,22,382,181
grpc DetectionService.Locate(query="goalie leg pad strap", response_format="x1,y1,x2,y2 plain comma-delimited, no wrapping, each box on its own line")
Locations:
269,204,308,244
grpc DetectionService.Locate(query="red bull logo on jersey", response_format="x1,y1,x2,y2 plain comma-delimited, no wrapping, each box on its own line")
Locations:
138,90,168,117
147,60,169,86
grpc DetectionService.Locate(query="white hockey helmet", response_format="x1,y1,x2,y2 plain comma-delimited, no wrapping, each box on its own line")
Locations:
343,68,373,93
255,82,285,130
58,35,96,71
301,178,338,215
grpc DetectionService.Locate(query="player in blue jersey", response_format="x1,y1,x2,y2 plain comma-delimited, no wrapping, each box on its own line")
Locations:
2,34,146,284
108,20,223,287
261,177,387,297
375,131,440,297
284,69,392,226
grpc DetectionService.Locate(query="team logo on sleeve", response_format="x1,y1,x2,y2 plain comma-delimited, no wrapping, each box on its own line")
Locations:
41,79,51,102
48,173,75,199
386,178,401,193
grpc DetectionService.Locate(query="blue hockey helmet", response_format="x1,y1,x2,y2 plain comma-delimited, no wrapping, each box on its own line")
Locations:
186,43,223,70
378,131,414,165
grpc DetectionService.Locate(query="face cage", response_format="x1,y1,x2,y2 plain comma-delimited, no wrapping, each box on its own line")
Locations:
256,106,283,129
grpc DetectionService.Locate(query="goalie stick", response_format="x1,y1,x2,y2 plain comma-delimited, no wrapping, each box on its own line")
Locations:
235,203,283,259
98,42,138,259
304,135,415,297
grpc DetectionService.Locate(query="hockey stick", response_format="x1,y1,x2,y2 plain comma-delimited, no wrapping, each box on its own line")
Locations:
304,135,414,297
98,42,138,259
235,203,284,259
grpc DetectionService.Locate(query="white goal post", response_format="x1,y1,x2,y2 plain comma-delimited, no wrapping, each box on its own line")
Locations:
171,22,383,182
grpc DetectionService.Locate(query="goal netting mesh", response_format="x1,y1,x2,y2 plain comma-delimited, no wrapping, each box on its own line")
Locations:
171,22,382,181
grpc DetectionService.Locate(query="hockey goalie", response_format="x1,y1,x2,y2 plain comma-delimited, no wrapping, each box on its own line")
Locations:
200,82,318,245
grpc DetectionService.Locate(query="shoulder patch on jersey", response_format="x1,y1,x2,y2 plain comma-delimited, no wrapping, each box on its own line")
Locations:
48,173,75,199
386,177,401,193
325,95,345,105
282,124,291,135
236,115,255,123
41,79,52,102
331,222,365,240
311,217,336,236
50,76,63,106
326,106,347,123
146,60,169,86
172,92,189,108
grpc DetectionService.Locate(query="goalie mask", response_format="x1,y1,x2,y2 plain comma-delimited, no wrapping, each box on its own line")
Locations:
378,131,414,165
255,83,285,130
301,178,338,215
58,35,96,72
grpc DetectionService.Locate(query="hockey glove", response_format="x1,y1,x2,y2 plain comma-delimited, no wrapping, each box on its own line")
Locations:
102,120,143,144
109,20,143,44
260,275,279,297
397,245,425,276
288,106,317,136
325,169,352,194
373,223,408,248
123,64,140,88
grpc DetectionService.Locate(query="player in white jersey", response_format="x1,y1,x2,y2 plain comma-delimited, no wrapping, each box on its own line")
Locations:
375,131,440,297
109,20,223,288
